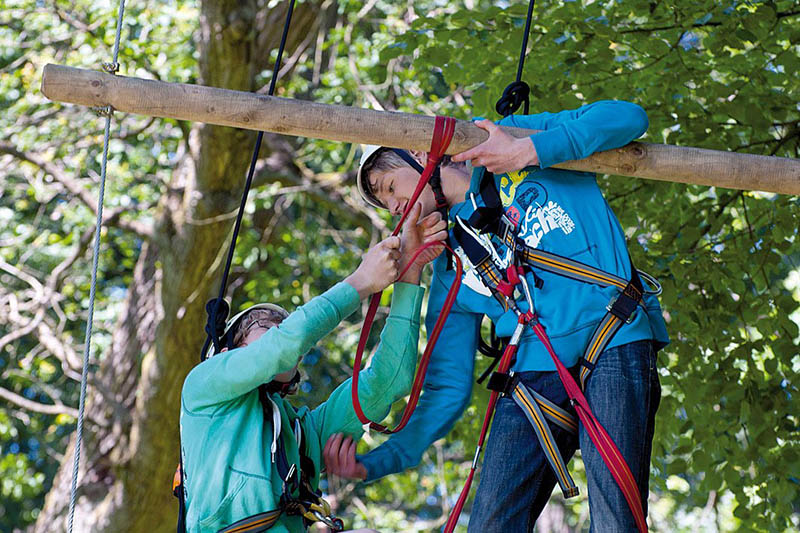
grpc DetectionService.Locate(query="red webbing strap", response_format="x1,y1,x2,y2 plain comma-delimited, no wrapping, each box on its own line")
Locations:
443,316,525,533
443,315,648,533
351,116,459,434
531,322,648,533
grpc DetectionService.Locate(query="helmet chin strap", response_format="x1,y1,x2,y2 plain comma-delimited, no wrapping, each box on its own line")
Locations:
389,148,449,220
264,368,302,397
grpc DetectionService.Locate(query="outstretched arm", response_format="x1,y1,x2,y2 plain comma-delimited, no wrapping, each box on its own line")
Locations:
453,100,649,173
182,237,403,414
182,283,360,414
308,204,449,447
327,267,482,482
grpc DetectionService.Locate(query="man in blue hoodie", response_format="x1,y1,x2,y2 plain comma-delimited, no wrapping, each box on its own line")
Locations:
326,101,669,532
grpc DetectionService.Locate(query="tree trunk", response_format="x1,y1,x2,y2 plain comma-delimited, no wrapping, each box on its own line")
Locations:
33,1,319,531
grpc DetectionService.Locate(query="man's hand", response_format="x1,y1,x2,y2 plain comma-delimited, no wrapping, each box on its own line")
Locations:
452,119,540,174
323,433,367,481
344,236,401,299
398,203,449,284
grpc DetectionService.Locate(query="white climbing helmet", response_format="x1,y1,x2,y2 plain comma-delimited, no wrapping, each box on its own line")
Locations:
205,302,289,359
356,144,387,210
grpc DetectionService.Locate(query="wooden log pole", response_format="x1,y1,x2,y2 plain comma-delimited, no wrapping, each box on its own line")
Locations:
41,64,800,195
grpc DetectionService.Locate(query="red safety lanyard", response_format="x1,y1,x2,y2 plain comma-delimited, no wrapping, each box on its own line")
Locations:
443,306,648,533
444,313,527,532
351,116,463,434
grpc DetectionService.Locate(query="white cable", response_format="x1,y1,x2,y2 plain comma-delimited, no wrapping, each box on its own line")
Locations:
67,2,126,531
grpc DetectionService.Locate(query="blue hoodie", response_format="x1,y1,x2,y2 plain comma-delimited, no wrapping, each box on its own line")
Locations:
359,100,669,481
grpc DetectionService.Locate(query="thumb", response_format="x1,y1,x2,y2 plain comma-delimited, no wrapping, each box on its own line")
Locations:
475,119,499,133
402,202,422,231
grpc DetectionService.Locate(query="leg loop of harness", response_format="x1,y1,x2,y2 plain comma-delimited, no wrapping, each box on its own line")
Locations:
509,382,580,499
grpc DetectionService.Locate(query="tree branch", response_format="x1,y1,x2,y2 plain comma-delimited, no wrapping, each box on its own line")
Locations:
0,141,154,239
0,385,79,418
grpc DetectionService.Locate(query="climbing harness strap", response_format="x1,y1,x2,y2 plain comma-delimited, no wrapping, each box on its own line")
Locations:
530,320,648,533
387,148,449,221
487,370,579,498
351,115,465,434
445,215,650,533
386,147,454,270
218,510,282,533
468,170,659,388
216,395,342,532
510,381,579,498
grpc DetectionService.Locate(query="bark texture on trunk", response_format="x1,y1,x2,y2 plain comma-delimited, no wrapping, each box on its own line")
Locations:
34,2,319,531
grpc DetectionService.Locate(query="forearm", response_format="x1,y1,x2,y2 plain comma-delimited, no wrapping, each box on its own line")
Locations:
310,283,425,444
503,100,649,168
358,377,473,481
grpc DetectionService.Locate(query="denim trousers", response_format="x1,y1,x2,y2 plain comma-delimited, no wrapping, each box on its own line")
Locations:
468,340,661,533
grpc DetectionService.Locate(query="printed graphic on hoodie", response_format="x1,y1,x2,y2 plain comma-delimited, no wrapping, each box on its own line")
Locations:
500,171,575,249
453,170,575,295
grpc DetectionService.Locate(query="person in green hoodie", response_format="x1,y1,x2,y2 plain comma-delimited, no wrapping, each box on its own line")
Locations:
179,203,447,532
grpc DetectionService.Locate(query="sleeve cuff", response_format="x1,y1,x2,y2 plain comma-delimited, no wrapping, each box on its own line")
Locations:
357,451,389,483
531,127,575,169
325,281,361,319
389,282,425,322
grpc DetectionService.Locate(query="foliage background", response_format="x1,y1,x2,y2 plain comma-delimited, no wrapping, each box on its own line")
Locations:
0,0,798,531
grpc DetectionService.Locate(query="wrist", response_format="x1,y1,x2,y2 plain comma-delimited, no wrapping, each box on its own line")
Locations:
357,462,368,481
398,266,422,285
523,136,539,167
344,273,371,299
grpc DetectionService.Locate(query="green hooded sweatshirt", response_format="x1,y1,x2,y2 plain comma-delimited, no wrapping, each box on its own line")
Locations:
180,281,424,532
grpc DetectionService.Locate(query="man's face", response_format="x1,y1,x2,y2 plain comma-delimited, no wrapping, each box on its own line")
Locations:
369,166,437,217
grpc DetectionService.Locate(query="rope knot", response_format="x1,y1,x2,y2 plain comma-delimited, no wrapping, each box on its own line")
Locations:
495,81,531,117
204,298,230,352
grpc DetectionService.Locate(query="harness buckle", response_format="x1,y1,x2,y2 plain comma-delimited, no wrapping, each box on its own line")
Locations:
606,295,636,324
487,371,518,396
498,214,516,246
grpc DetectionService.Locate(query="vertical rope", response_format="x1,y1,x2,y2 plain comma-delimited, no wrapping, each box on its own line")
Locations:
67,2,127,531
200,0,297,362
495,0,536,116
515,0,536,84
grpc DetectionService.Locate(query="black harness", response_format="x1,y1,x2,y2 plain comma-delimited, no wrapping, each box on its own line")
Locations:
217,390,343,533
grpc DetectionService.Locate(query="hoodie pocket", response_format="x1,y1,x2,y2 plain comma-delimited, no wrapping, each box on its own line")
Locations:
197,472,247,530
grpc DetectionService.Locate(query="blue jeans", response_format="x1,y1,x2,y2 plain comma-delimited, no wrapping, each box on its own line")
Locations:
468,340,661,533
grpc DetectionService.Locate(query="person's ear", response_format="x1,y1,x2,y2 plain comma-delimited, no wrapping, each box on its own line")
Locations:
408,150,427,166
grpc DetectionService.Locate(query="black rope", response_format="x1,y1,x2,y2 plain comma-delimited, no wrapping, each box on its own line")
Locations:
200,0,298,362
495,0,536,117
180,4,299,532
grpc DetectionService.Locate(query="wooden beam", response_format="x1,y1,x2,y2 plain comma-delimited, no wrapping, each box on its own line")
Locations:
41,64,800,195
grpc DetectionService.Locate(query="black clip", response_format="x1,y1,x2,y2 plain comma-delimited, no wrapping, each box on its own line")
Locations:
486,371,518,396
